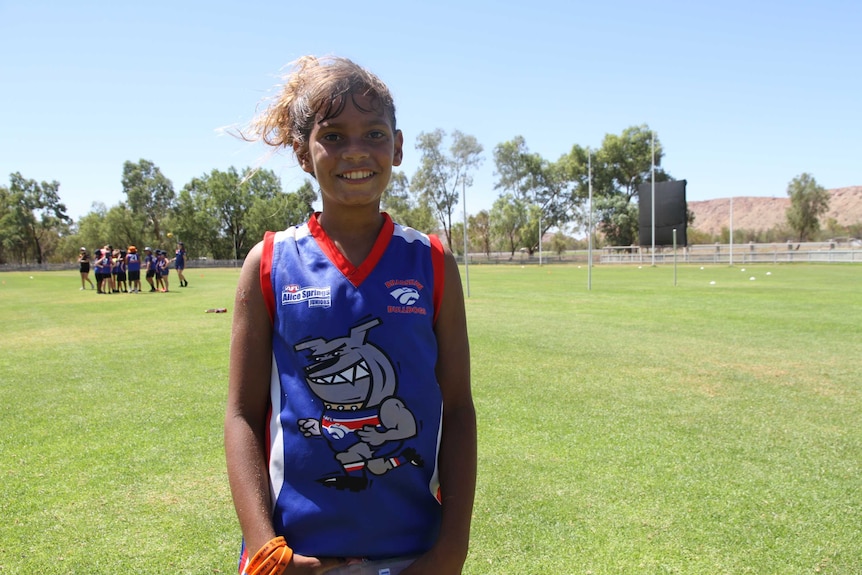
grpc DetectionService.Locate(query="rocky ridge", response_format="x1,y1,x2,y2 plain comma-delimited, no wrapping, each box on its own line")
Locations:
687,186,862,236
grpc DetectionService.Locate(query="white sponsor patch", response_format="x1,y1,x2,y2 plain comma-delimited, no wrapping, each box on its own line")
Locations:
281,284,331,308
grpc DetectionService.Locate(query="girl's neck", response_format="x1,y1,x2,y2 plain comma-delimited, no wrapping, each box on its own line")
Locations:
317,209,385,267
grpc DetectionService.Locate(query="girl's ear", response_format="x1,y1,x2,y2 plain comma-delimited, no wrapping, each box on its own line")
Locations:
293,142,315,175
393,130,404,167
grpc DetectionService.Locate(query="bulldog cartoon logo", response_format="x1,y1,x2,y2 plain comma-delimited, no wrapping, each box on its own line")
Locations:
294,318,424,491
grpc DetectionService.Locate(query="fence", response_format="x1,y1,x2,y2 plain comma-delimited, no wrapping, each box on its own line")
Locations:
599,241,862,265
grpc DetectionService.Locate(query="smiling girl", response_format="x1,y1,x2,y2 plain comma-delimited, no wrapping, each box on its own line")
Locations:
225,56,476,575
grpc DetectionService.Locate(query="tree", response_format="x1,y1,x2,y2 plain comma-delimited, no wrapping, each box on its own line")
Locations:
556,144,593,233
103,204,147,251
174,167,312,260
593,193,640,248
122,159,176,242
492,136,533,194
245,180,317,247
411,129,483,249
174,176,226,258
550,231,569,256
229,168,294,258
468,210,492,256
785,173,829,241
493,136,572,254
490,193,529,257
584,125,671,246
491,137,532,254
381,171,411,220
381,171,436,233
2,173,71,264
450,221,465,256
73,204,111,252
174,167,292,259
529,159,573,252
0,184,19,264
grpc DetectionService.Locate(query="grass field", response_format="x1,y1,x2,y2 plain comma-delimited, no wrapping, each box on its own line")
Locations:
1,263,860,574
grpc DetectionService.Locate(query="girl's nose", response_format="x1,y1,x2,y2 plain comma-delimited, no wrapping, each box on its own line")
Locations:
342,138,370,161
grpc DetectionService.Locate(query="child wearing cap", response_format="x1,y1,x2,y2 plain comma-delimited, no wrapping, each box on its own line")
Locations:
125,246,142,293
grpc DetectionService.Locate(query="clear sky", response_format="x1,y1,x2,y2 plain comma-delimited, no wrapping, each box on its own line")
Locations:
2,0,859,221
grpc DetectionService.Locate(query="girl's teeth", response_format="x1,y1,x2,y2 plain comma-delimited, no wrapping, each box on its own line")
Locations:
343,171,372,180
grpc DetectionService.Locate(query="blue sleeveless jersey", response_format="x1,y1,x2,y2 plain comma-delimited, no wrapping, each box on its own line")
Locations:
126,253,140,272
258,213,446,560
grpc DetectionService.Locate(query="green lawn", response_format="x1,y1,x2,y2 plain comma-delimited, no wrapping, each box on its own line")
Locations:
1,263,860,574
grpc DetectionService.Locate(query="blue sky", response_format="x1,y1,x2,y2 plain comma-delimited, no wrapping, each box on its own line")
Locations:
1,0,859,221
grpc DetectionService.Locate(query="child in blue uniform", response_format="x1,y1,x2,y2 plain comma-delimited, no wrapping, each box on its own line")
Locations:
113,249,128,293
174,241,188,287
156,250,170,292
125,246,141,293
144,247,157,292
225,56,476,575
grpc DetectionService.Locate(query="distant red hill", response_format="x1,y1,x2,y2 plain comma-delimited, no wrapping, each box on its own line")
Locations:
687,186,862,235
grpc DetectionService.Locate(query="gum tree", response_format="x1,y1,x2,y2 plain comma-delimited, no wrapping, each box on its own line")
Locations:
411,129,483,250
785,173,829,241
2,172,71,264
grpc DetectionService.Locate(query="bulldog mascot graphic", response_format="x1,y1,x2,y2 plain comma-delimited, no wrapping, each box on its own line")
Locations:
294,318,424,491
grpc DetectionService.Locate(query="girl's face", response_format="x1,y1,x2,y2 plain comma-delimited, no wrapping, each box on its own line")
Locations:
298,93,402,211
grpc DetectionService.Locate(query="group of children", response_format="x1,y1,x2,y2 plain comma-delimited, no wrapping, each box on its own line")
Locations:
77,242,188,294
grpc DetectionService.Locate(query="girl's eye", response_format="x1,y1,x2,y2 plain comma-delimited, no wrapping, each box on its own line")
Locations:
368,130,385,139
322,133,340,142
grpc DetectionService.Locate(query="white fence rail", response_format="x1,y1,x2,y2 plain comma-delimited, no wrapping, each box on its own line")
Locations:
600,242,862,265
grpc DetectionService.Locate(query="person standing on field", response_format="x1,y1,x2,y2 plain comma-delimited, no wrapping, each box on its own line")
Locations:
93,249,104,293
156,249,170,292
143,247,157,292
95,247,113,294
174,241,188,287
125,246,142,293
103,245,116,293
77,247,95,290
224,56,476,575
113,249,128,293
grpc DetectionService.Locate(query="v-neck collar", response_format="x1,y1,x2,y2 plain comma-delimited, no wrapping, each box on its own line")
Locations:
307,212,394,287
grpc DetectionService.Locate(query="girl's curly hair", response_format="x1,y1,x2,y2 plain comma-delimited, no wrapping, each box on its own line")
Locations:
243,55,397,163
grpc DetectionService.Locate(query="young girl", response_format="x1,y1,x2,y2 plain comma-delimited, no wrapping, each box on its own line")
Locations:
174,241,188,287
225,56,476,575
113,249,128,293
143,247,157,292
95,247,112,294
156,250,170,292
77,247,95,290
125,246,142,293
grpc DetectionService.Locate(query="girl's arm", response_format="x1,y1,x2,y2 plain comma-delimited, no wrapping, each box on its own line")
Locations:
224,241,278,556
224,242,346,575
410,247,477,574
